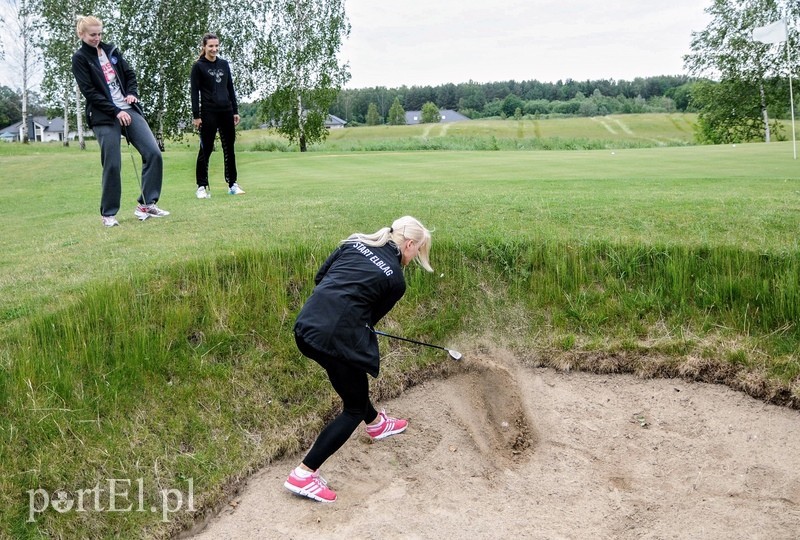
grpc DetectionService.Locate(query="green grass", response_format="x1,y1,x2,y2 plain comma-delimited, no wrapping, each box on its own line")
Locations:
236,113,699,151
1,115,799,538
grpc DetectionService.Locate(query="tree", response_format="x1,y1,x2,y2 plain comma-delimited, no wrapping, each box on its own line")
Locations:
1,0,42,142
420,101,440,123
0,12,5,60
684,0,796,143
501,93,524,117
404,85,435,110
691,78,780,143
435,82,457,109
387,96,405,125
260,0,350,151
457,82,486,111
116,0,210,145
365,102,381,125
38,0,92,147
38,1,266,146
0,85,22,126
665,83,697,111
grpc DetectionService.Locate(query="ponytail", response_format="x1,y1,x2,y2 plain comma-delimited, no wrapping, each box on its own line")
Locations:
342,216,433,272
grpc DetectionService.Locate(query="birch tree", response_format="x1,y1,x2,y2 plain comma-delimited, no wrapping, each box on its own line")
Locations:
0,12,5,60
387,97,405,125
115,0,208,145
684,0,798,143
39,0,84,147
1,0,41,143
260,0,350,151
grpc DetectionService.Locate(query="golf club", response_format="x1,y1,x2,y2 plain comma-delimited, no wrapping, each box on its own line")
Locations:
123,125,148,221
372,329,462,361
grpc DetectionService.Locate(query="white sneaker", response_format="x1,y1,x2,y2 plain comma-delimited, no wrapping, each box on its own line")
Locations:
101,215,119,227
228,183,245,195
196,186,211,199
135,203,170,221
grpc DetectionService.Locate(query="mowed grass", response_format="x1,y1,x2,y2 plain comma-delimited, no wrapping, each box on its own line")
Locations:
2,138,798,327
1,116,800,538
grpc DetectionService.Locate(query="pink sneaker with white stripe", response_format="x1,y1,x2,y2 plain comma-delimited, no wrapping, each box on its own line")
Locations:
366,409,408,440
284,469,336,502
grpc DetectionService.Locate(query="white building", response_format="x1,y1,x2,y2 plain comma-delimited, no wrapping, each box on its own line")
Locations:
0,116,93,142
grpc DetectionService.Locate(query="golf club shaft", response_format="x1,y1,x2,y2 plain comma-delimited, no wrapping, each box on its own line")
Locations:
123,126,146,204
372,329,449,352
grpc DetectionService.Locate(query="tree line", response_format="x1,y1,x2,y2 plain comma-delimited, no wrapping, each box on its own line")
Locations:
327,76,695,125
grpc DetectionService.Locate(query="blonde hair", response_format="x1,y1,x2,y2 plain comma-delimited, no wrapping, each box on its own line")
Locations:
76,15,102,37
343,216,433,272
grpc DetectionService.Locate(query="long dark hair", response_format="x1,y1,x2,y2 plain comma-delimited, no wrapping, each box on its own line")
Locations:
198,33,218,60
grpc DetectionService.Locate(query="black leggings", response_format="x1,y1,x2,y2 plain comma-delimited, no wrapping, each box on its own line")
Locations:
195,111,237,187
295,334,379,471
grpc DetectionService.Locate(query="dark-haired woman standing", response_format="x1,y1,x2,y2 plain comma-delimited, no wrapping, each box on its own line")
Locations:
190,33,243,198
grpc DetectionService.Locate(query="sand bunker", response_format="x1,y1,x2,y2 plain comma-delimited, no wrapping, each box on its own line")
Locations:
188,346,800,539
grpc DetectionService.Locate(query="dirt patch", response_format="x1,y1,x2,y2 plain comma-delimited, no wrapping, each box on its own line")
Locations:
186,345,800,539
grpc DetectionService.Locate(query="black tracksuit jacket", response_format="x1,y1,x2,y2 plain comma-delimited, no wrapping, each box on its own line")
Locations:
293,241,406,377
72,41,143,128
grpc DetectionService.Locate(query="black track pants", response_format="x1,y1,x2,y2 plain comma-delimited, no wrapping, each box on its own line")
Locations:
195,111,237,187
295,334,379,471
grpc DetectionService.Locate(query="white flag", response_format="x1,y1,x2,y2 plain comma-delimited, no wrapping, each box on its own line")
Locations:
753,19,787,44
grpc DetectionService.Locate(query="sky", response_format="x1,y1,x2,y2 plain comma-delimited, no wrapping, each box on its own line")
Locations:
0,1,713,93
340,0,713,89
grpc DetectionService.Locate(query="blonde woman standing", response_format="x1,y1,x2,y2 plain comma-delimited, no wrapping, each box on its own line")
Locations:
72,16,169,227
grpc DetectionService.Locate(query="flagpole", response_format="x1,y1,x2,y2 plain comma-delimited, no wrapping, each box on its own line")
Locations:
754,16,796,157
786,19,797,160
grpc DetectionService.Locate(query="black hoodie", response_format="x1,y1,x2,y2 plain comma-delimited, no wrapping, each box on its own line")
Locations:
71,41,143,128
190,56,238,119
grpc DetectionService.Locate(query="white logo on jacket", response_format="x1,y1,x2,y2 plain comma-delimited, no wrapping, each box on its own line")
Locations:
351,242,394,277
208,68,224,83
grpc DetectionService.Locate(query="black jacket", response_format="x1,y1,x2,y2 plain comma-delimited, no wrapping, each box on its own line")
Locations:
294,241,407,377
71,41,143,128
190,56,238,119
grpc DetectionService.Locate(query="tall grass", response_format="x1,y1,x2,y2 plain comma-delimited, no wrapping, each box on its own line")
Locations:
0,244,472,538
470,241,800,365
236,114,698,152
2,237,799,537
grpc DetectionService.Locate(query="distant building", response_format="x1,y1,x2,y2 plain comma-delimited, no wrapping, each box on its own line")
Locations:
404,109,470,125
325,114,347,129
0,116,93,142
260,113,347,130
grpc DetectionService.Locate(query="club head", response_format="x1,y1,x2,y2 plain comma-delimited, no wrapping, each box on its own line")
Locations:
447,349,463,361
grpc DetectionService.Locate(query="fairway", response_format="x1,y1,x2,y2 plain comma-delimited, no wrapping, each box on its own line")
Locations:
2,140,799,325
1,128,799,539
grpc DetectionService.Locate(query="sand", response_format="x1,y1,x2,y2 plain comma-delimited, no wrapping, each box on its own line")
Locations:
187,346,800,539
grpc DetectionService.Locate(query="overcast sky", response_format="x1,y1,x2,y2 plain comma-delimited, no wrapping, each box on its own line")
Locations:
340,0,712,89
0,1,713,93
